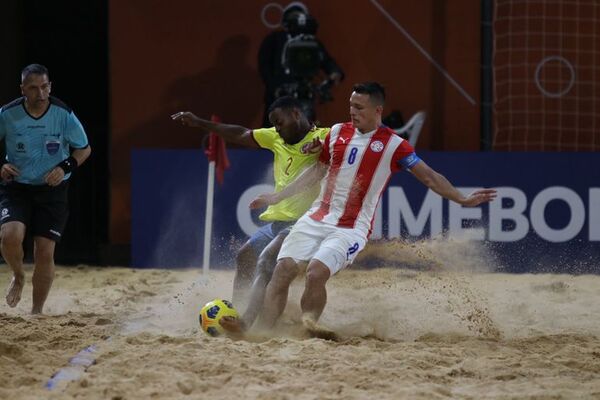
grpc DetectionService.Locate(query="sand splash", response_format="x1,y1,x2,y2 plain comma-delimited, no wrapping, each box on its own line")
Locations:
2,238,600,399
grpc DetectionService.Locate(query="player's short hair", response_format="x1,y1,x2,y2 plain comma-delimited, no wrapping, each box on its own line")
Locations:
268,96,305,115
352,82,385,106
21,64,49,82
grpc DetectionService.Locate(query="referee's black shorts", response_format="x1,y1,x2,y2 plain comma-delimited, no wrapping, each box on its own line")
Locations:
0,181,69,242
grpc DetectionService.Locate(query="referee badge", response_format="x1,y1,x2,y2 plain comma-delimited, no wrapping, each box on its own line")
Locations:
45,140,60,155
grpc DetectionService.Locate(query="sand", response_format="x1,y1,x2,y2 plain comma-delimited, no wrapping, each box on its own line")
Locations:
1,240,600,399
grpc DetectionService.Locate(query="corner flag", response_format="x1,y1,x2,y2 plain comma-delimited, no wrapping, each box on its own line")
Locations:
202,115,229,273
204,115,230,185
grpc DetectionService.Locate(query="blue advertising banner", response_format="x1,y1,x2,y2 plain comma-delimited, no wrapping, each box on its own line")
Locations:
132,150,600,273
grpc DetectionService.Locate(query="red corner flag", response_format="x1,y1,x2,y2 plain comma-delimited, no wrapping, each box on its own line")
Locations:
205,115,230,185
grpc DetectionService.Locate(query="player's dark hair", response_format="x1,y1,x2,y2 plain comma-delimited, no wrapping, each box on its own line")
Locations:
352,82,385,105
268,96,305,115
21,64,49,82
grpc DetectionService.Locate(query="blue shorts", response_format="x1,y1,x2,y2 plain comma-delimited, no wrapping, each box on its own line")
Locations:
248,221,294,254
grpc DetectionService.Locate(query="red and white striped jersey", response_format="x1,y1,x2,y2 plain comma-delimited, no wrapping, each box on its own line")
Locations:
309,122,420,236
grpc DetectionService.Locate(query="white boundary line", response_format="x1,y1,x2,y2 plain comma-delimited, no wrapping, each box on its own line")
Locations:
45,337,112,391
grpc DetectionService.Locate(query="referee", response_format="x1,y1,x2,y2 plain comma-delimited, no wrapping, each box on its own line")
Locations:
0,64,91,314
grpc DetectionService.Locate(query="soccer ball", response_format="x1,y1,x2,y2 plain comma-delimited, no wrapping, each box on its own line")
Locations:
198,299,239,337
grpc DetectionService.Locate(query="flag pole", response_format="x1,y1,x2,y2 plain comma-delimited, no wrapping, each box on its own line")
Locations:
202,115,228,273
203,159,216,273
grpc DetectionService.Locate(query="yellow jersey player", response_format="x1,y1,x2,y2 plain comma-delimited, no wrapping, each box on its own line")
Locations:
172,96,328,333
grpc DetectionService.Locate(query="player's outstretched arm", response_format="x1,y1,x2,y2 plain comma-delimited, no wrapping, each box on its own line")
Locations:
171,111,259,148
409,161,497,206
250,162,327,209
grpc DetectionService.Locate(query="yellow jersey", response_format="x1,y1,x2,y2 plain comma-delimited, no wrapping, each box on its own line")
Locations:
252,126,329,221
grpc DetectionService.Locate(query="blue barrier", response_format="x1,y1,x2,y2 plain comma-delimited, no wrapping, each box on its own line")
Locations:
131,150,600,273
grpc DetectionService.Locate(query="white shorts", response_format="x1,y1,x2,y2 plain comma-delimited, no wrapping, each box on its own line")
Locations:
277,215,367,275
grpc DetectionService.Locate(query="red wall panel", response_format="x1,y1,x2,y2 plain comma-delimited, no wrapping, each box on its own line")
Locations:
109,0,481,243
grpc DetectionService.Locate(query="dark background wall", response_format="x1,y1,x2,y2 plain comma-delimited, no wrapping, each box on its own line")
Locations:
109,0,482,246
0,0,109,264
1,0,483,265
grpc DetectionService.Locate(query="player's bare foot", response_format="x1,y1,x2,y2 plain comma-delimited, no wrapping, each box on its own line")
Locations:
220,316,246,336
302,314,339,341
31,306,43,315
6,273,25,307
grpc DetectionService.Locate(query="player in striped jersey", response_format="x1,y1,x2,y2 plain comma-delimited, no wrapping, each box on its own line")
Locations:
251,82,497,338
172,97,327,333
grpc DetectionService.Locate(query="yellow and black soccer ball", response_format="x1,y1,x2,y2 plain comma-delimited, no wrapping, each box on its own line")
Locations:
198,299,239,337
